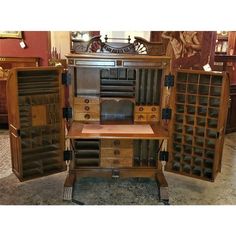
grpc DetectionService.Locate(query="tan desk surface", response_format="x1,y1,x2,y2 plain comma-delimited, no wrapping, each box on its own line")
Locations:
67,122,169,140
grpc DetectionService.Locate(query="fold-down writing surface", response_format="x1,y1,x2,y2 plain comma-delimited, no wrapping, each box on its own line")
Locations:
82,124,154,134
67,122,169,140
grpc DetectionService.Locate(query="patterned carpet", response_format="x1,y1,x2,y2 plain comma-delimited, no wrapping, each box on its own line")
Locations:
2,129,236,205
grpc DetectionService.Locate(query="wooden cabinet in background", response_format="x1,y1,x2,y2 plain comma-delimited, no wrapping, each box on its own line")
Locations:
0,57,40,125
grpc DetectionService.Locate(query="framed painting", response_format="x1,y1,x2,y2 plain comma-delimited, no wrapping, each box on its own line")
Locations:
0,31,22,38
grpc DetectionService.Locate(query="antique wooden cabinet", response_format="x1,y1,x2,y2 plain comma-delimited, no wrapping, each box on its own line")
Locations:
7,44,230,204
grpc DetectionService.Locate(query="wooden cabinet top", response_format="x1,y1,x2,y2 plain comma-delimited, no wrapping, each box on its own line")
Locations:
0,57,40,69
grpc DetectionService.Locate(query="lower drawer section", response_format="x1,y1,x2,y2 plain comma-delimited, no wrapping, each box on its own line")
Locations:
100,157,133,168
100,148,133,158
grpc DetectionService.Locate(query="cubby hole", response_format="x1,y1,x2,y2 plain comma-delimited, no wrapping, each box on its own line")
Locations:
175,114,184,123
187,95,196,104
194,157,202,166
176,104,184,113
175,124,183,133
206,129,218,139
195,137,204,147
199,74,211,85
209,97,220,107
194,147,203,157
184,135,193,145
188,73,198,83
208,108,219,118
183,155,192,164
186,115,194,125
183,145,192,155
187,84,197,94
187,105,195,115
174,133,182,143
197,117,206,126
173,143,182,153
192,166,202,176
198,96,208,106
172,161,181,171
185,125,193,135
177,72,187,82
197,106,207,116
195,127,205,137
210,87,221,96
205,139,216,149
203,168,213,179
173,153,181,162
204,159,213,169
207,119,218,128
199,85,209,95
182,164,191,174
205,149,215,159
176,83,186,93
177,94,185,103
211,75,223,86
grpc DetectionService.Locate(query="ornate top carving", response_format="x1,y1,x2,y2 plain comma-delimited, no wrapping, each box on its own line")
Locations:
71,35,165,56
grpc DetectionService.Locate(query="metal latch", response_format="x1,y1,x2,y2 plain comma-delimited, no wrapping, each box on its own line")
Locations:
112,169,120,178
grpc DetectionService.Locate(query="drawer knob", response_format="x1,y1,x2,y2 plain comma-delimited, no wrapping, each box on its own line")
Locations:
138,115,144,120
84,106,90,111
151,115,156,119
139,107,144,111
84,99,89,103
84,114,90,120
113,140,120,146
114,150,120,155
151,107,156,111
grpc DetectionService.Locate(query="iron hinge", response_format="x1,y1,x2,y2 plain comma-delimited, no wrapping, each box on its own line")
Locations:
64,150,73,161
159,151,169,162
164,74,174,88
63,107,72,119
62,72,71,85
162,108,172,120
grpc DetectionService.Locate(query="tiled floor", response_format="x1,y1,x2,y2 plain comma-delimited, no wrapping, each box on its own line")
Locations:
0,129,236,205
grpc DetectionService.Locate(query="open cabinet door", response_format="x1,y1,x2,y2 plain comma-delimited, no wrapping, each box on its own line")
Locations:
166,69,230,181
7,67,66,181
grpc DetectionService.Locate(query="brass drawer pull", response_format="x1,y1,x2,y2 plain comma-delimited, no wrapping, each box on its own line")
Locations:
139,107,144,111
150,115,156,119
151,107,156,112
84,99,89,103
84,106,90,111
114,150,120,155
84,114,90,120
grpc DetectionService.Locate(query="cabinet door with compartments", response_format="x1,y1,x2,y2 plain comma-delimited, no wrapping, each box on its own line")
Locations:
167,69,230,181
7,67,66,181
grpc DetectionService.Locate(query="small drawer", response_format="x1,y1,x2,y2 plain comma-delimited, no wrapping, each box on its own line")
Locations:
101,139,133,148
134,113,147,122
74,96,100,104
74,112,100,121
100,157,133,168
135,106,159,113
101,148,133,158
74,104,100,113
